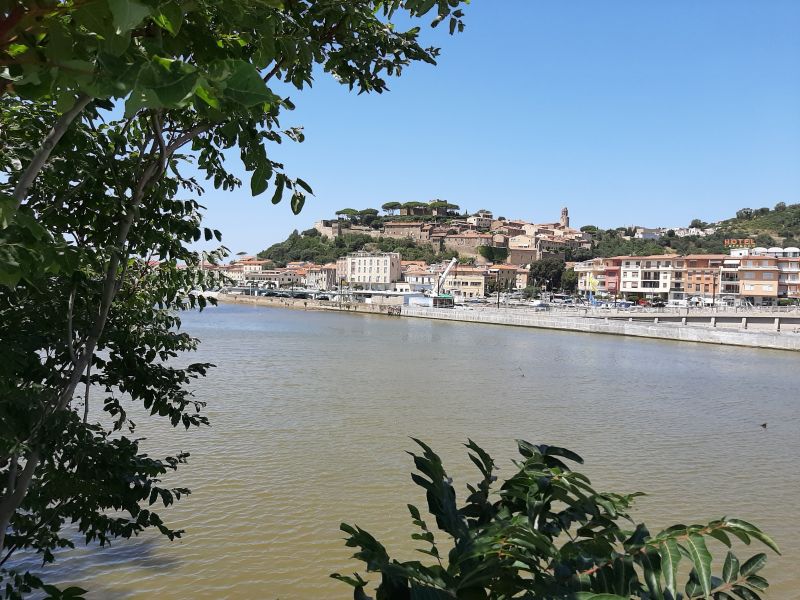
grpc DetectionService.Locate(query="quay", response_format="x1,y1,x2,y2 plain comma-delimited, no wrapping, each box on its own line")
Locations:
216,294,800,352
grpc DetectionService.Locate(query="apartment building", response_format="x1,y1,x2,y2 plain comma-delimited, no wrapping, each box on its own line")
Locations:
576,248,799,305
246,269,303,288
305,263,337,291
682,255,726,300
337,251,401,290
619,255,680,298
488,264,519,290
737,255,780,305
574,258,607,296
778,257,800,299
438,266,489,298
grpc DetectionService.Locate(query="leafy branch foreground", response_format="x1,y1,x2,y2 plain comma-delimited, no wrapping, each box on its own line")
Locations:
334,440,779,599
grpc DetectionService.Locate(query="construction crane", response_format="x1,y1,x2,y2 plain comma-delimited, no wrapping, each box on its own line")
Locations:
432,257,458,308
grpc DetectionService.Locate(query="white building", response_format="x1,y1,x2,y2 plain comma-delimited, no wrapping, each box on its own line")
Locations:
305,264,337,290
337,252,401,290
467,210,493,230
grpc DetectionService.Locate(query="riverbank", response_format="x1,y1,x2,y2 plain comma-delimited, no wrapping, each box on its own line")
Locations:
215,294,800,351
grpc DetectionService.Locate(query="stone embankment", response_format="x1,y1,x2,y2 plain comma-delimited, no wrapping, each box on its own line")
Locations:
217,294,800,351
401,306,800,352
216,293,401,316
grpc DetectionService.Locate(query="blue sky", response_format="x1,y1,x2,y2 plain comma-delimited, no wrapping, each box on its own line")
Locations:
197,0,800,255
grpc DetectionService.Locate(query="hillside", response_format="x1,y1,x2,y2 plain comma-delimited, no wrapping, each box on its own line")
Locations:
257,230,457,266
580,203,800,259
717,203,800,243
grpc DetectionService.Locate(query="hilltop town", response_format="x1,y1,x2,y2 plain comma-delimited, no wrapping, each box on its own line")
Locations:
205,201,800,307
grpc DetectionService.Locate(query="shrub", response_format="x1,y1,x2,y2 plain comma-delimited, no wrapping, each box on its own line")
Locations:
334,440,778,599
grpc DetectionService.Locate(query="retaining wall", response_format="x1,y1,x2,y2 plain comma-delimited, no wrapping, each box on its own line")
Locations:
401,306,800,352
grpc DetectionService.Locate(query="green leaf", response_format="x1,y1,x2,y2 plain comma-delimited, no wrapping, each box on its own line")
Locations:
271,175,285,205
108,0,152,33
153,1,184,36
291,190,305,215
659,539,681,598
250,163,272,196
683,534,713,597
723,551,740,583
739,553,767,577
132,59,200,109
209,60,277,107
725,519,781,555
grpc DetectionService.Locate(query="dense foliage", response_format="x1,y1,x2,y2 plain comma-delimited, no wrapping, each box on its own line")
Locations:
258,230,458,266
334,440,779,599
1,100,224,598
1,0,470,595
529,257,566,291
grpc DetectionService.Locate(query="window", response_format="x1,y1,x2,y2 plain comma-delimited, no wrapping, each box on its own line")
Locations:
695,284,701,291
744,284,754,291
763,272,774,280
744,272,755,280
763,285,773,292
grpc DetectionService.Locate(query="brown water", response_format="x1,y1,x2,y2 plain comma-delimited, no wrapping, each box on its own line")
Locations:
32,304,800,598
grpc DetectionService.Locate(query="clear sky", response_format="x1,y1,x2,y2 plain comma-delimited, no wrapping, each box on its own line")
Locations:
197,0,800,255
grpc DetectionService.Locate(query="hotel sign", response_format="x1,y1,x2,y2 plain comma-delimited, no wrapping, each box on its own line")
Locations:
724,238,755,248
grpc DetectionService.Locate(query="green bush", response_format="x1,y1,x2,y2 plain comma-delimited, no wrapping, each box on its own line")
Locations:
334,440,778,600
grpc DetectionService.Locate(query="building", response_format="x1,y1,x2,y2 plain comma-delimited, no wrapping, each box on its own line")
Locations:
682,255,726,301
382,222,429,242
633,227,662,240
506,248,540,266
402,268,436,292
560,207,569,228
437,266,490,298
515,268,530,290
337,251,401,290
574,258,607,296
737,255,779,306
246,268,303,288
442,231,493,254
488,264,519,290
618,255,680,299
508,234,535,249
305,263,337,290
778,256,800,300
467,210,493,230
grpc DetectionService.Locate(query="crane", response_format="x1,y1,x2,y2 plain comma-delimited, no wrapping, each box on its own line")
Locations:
435,257,459,297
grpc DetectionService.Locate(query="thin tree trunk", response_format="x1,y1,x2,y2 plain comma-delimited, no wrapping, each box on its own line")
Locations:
12,94,92,209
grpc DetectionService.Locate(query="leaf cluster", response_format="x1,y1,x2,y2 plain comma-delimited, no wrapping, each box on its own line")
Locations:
334,440,779,600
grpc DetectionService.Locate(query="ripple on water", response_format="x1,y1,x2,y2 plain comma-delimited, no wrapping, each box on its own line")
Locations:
28,305,800,599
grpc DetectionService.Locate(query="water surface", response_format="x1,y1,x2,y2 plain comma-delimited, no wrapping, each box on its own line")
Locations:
40,304,800,598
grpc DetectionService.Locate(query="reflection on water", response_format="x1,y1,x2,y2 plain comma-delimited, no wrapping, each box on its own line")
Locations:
36,304,800,598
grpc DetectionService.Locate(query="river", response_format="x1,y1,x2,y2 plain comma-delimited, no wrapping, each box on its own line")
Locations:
37,303,800,598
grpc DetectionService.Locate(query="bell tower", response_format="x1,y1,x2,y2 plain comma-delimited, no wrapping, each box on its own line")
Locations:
560,207,569,228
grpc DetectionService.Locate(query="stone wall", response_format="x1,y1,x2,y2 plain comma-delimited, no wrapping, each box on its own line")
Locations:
401,306,800,352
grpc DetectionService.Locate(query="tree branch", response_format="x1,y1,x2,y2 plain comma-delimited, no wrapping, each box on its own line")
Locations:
66,285,77,366
0,115,210,553
12,93,92,209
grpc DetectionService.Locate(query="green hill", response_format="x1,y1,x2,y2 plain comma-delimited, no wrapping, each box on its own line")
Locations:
577,202,800,260
257,230,457,266
718,203,800,243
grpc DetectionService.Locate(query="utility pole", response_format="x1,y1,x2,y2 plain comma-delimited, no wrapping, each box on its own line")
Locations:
712,266,718,308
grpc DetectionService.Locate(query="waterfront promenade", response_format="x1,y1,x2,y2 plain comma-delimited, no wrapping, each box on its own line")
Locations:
216,294,800,352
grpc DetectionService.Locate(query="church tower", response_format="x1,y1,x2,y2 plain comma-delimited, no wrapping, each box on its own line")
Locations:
560,207,569,228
